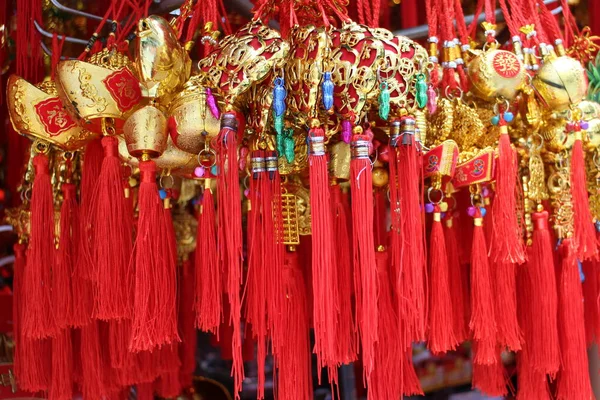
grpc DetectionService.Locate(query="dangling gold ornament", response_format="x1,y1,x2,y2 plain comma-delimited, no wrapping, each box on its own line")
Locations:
533,55,588,111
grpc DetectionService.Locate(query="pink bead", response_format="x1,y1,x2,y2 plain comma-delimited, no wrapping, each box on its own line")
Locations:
194,166,205,178
467,206,476,217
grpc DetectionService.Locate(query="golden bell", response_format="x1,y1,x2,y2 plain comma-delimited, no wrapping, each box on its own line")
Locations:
467,49,526,100
55,49,143,134
532,55,587,111
586,118,600,149
135,15,191,99
117,135,198,175
168,76,221,154
123,105,168,158
7,76,98,150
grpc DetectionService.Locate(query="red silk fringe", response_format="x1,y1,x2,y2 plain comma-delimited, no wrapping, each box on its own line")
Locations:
571,139,598,261
444,216,469,343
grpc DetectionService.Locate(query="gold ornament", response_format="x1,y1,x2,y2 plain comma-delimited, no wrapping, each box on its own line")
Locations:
55,49,143,134
123,105,168,158
134,15,192,100
372,167,389,187
467,48,526,100
532,55,587,111
168,76,221,154
7,76,98,150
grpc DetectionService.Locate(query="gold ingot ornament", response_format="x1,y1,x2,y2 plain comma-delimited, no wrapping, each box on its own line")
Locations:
7,76,98,150
533,55,587,111
467,48,526,100
123,105,168,158
55,49,143,135
134,15,191,100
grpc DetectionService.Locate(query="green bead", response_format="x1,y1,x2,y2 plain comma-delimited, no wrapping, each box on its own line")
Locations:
415,73,428,109
283,128,295,164
274,114,284,136
378,82,390,121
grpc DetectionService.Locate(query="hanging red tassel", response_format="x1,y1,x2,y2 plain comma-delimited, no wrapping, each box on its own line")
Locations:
401,349,424,396
130,160,179,352
23,152,57,339
582,260,599,347
470,208,497,365
245,150,269,399
571,137,598,261
516,349,551,400
195,182,221,334
137,382,154,400
390,118,426,346
521,210,560,376
331,184,357,363
180,257,197,389
81,322,107,398
275,250,312,400
77,138,103,281
490,123,525,264
350,129,378,379
216,111,244,397
493,261,522,352
428,203,457,354
155,344,182,398
472,346,508,397
13,243,52,393
49,329,74,400
92,136,134,321
369,250,402,400
54,183,78,330
556,239,594,399
307,121,340,380
444,214,469,343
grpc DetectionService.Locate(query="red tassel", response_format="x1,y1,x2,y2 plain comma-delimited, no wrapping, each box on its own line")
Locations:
402,349,424,396
444,216,469,343
81,322,107,398
155,344,182,398
92,136,134,321
470,210,497,365
23,153,57,339
245,150,268,398
556,239,593,400
472,346,508,397
137,382,154,400
571,139,598,261
162,204,180,343
195,184,221,334
389,119,426,346
369,251,402,400
583,260,599,346
350,131,378,379
521,210,560,376
180,258,197,389
130,160,179,352
13,243,52,393
428,205,457,354
492,261,522,352
331,185,357,363
77,138,103,281
54,183,77,329
490,126,525,264
49,329,74,400
307,124,340,379
516,349,551,400
216,112,244,397
275,251,313,400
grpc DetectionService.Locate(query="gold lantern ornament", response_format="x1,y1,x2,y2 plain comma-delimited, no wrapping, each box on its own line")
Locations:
532,55,588,111
168,76,221,155
7,76,98,150
123,105,169,159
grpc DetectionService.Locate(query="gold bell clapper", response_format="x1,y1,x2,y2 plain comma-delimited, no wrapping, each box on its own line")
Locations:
4,0,600,399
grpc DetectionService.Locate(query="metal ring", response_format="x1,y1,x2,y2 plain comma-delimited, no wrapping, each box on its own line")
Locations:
492,98,510,115
197,148,217,168
160,173,174,189
427,187,444,204
527,133,544,151
593,150,600,169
